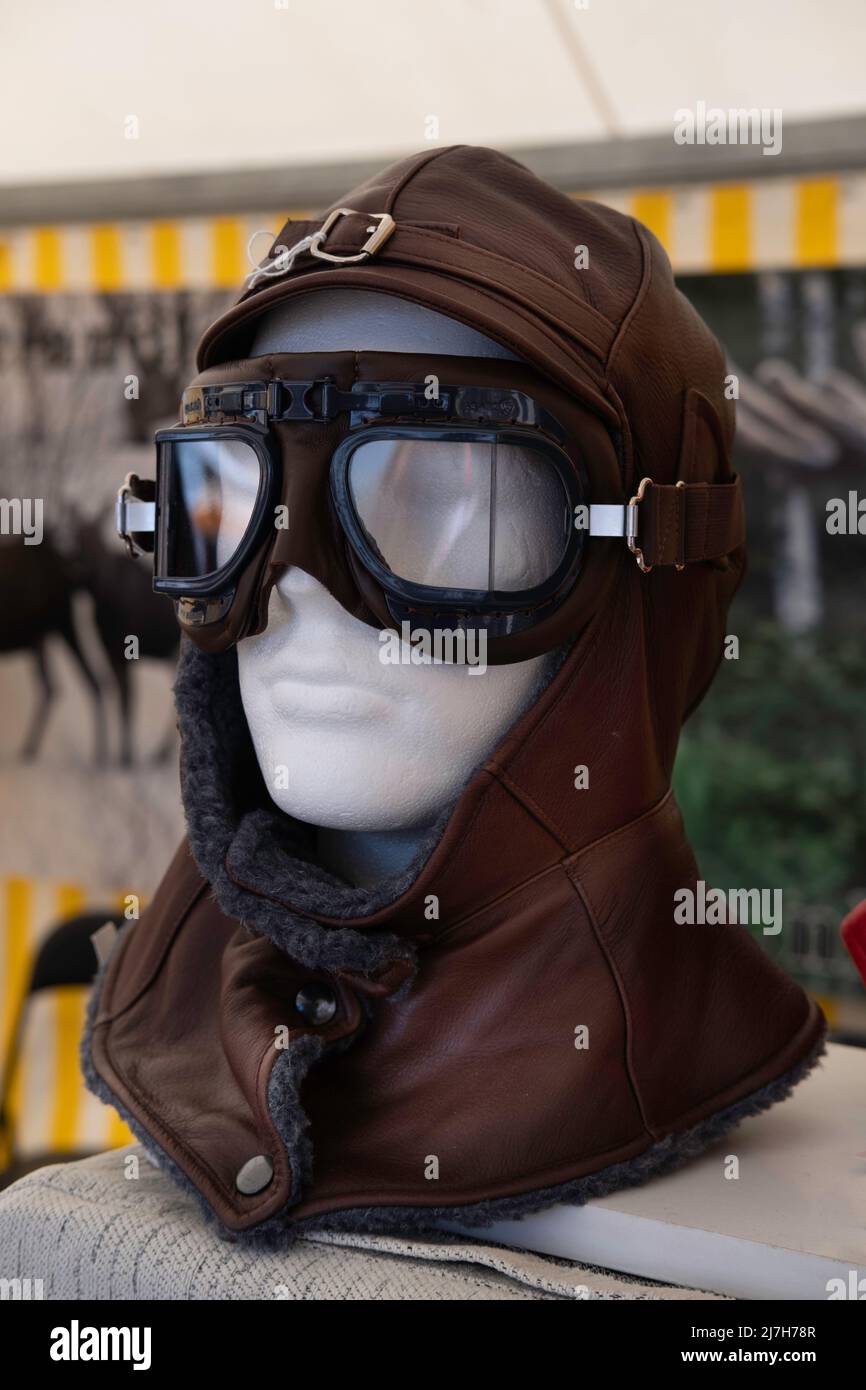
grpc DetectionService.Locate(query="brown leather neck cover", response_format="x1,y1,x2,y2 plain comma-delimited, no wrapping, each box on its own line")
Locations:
86,555,824,1236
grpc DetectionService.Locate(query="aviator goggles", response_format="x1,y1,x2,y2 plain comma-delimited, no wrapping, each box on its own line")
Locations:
116,353,744,661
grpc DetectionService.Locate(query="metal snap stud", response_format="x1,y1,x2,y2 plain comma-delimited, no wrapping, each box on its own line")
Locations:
295,983,338,1026
235,1154,274,1195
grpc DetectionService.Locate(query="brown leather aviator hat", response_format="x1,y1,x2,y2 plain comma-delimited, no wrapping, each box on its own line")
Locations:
85,147,825,1238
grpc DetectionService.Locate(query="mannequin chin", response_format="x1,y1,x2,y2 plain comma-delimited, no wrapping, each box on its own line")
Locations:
238,289,558,885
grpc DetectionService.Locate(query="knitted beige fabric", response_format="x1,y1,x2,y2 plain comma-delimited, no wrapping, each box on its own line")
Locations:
0,1146,724,1300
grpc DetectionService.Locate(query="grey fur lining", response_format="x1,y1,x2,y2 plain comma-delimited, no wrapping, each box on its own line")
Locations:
292,1030,828,1240
266,1033,325,1205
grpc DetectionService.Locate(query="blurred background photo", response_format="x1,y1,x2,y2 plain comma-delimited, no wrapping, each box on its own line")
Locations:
1,0,864,1184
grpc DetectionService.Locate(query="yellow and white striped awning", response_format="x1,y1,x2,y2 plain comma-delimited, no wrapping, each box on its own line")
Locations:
1,876,138,1165
602,175,857,274
0,173,863,293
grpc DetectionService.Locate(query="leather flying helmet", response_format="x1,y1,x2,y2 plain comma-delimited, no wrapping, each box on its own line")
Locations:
87,147,825,1238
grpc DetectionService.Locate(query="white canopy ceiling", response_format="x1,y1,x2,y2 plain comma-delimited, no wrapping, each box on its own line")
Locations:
2,0,865,187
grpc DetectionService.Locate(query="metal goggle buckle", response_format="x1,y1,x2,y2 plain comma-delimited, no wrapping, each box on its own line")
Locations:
626,476,654,573
116,473,155,557
308,208,397,265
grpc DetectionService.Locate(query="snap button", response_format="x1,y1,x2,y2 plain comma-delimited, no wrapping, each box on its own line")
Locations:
235,1154,274,1195
295,982,337,1026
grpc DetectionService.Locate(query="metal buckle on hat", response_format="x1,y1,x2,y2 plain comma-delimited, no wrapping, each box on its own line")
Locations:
626,476,654,574
308,208,397,264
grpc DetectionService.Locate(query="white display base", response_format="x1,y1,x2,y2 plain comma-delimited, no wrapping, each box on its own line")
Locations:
446,1042,866,1300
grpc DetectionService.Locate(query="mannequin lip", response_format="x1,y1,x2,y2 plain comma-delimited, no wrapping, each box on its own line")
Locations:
267,676,393,722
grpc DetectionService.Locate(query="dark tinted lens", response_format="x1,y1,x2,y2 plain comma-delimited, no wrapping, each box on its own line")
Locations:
348,436,570,591
160,436,262,579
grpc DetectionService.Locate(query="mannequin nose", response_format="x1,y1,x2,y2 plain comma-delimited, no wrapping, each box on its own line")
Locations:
269,566,348,631
275,566,323,597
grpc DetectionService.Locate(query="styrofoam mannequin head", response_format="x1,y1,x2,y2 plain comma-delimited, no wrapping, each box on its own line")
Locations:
238,290,559,852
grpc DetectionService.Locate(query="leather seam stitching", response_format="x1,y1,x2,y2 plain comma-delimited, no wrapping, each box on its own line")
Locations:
564,865,655,1141
97,870,208,1024
386,144,464,211
490,767,572,851
564,784,675,866
606,221,653,375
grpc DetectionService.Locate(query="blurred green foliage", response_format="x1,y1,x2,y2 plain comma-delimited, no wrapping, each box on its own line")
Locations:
673,622,866,916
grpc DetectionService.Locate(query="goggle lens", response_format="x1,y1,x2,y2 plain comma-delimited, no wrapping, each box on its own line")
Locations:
347,436,571,592
158,436,262,580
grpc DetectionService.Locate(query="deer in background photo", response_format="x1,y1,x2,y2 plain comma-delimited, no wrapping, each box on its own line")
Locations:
0,289,218,765
0,523,180,765
72,515,180,765
0,532,107,762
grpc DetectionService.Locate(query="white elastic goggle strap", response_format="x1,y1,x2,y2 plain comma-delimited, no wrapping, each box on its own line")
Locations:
117,502,625,542
587,503,626,537
118,499,155,531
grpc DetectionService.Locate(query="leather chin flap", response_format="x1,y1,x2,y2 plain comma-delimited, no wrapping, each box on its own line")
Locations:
86,859,413,1235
